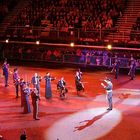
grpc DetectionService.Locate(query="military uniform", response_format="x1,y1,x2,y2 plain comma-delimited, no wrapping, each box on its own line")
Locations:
57,78,68,99
101,79,113,110
31,74,41,95
75,72,84,95
22,85,31,114
20,79,26,107
13,68,20,98
114,60,120,79
31,88,40,120
129,60,136,80
44,73,55,99
2,61,9,87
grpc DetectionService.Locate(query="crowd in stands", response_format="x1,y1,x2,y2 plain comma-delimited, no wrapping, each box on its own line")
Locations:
6,0,126,40
131,16,140,41
0,0,18,23
47,0,124,31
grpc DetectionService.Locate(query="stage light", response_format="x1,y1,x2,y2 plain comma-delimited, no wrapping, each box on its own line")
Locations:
36,41,40,45
107,44,112,50
70,42,74,47
6,39,9,43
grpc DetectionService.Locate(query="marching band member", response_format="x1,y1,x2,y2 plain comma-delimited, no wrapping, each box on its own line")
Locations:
19,78,26,107
31,88,40,120
75,71,84,95
77,68,83,80
44,73,56,99
115,59,120,79
111,58,120,79
101,78,113,110
13,68,20,98
2,59,9,87
22,83,31,114
57,77,68,99
31,73,42,95
128,59,136,80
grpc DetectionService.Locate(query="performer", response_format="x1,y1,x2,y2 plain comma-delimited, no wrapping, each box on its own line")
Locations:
101,78,113,110
128,59,136,80
2,59,9,87
57,77,68,99
22,83,31,114
111,58,120,79
20,129,27,140
31,88,40,120
75,71,84,95
44,73,56,99
77,68,83,80
13,68,20,98
31,73,42,94
19,78,26,107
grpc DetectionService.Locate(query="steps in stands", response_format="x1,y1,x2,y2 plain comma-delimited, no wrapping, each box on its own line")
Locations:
0,0,29,37
105,0,140,42
41,20,53,37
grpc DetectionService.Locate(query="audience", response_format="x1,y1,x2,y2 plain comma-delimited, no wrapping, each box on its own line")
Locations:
131,15,140,41
0,0,18,23
5,0,126,41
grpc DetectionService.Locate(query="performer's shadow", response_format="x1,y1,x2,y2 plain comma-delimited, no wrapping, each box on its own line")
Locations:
73,110,110,132
115,93,131,107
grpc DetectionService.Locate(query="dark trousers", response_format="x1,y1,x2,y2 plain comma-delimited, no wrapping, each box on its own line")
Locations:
131,69,135,80
34,84,40,94
20,88,24,107
4,75,8,86
115,69,119,79
15,84,19,97
33,101,38,119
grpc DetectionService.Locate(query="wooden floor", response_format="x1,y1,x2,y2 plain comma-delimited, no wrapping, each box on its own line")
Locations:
0,65,140,140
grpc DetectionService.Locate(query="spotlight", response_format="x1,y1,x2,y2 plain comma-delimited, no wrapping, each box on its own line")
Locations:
36,40,40,45
107,44,112,50
70,42,74,47
6,39,9,43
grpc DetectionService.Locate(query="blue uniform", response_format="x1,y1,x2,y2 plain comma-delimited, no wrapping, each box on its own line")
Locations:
31,76,41,94
130,60,136,80
114,60,120,79
20,81,26,107
23,87,31,114
44,76,55,99
13,70,20,97
2,63,9,87
105,81,113,110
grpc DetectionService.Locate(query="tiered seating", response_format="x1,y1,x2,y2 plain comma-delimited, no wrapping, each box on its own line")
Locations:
130,16,140,41
0,0,19,23
6,0,126,40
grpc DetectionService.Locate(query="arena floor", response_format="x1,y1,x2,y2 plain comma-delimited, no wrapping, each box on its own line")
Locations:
0,65,140,140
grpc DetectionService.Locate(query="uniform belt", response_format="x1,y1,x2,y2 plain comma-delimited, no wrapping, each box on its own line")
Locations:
106,90,112,92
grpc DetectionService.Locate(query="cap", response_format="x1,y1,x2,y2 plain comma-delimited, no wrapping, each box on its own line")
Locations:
107,78,111,81
46,73,50,76
104,77,111,82
14,68,18,72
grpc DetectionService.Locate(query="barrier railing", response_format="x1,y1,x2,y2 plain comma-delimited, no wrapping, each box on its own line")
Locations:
4,26,114,41
3,26,140,43
3,51,140,69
